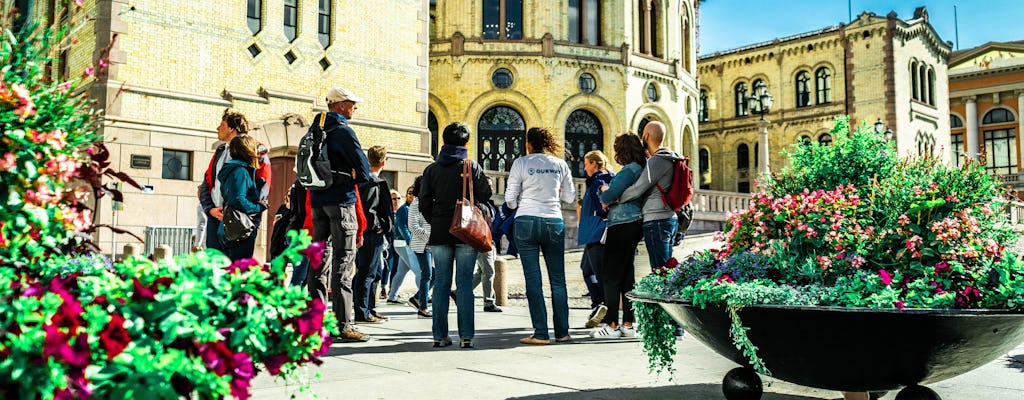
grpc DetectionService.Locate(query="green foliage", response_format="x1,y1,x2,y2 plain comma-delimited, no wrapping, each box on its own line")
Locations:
633,302,677,378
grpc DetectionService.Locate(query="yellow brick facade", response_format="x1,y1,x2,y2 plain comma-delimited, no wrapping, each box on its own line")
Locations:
697,10,951,193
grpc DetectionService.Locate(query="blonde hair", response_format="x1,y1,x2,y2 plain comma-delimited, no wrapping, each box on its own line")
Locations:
367,145,387,168
229,135,260,168
584,150,609,171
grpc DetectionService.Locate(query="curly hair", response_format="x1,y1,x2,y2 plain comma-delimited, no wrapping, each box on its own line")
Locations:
613,133,646,167
221,109,249,134
526,127,560,156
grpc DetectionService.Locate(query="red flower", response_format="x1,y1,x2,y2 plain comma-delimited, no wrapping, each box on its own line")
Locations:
717,274,734,284
198,341,234,376
300,241,327,270
316,329,333,356
894,300,906,309
230,352,255,400
878,269,893,285
955,286,982,308
131,277,155,300
263,353,290,375
99,314,131,360
43,325,91,368
151,276,173,290
50,299,85,333
228,258,260,275
664,257,680,269
934,261,951,273
296,298,326,336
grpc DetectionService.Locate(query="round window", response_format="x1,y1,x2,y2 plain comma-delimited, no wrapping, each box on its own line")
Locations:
646,82,659,102
579,73,596,94
492,68,513,89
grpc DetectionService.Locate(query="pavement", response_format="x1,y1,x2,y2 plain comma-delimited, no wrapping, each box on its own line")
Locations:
252,234,1024,400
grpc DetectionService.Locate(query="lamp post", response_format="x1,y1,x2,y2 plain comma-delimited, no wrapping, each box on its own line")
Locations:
747,80,774,188
874,118,893,141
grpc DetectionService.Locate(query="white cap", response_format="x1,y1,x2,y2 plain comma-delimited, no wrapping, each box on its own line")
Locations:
326,87,364,104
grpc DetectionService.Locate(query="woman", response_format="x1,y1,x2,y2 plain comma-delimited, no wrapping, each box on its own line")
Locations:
407,176,433,318
217,135,268,261
420,123,491,349
387,185,422,304
578,150,614,328
505,127,576,345
591,133,647,339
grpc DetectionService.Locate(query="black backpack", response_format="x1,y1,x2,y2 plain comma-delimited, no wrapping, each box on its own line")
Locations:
296,112,339,190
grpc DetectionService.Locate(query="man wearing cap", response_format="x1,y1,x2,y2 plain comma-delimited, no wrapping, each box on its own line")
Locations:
309,87,374,342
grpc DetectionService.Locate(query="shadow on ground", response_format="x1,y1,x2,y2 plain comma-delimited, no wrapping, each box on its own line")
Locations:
504,383,829,400
1006,352,1024,372
326,327,636,356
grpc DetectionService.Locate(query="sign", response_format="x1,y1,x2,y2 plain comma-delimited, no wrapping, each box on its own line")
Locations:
130,154,152,169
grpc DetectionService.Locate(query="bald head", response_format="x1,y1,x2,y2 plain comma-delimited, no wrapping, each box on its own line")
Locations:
643,121,666,151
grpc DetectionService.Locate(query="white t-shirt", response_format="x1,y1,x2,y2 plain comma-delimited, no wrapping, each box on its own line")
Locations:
504,153,576,219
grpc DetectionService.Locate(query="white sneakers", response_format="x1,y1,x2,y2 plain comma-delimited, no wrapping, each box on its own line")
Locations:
584,305,608,329
619,325,636,338
588,323,637,339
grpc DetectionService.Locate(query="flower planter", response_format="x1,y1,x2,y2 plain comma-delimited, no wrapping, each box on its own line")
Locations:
628,291,1024,400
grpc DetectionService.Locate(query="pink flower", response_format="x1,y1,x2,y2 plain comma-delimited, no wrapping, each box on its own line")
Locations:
0,152,15,169
75,0,83,5
894,301,906,309
897,214,910,226
263,353,290,375
58,82,72,93
300,241,327,270
83,67,94,77
228,258,261,274
296,298,326,336
198,341,234,376
43,325,91,368
934,261,950,273
878,269,893,285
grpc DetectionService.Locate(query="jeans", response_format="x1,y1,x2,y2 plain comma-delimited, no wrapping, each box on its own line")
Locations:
354,233,385,320
286,236,310,286
220,214,262,261
387,245,421,301
430,244,478,340
643,218,678,270
310,205,359,332
581,243,606,308
205,216,224,253
385,242,398,292
473,247,497,306
415,250,434,310
514,216,569,340
601,220,643,325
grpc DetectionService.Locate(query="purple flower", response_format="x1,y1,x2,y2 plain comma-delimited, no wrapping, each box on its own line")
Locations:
878,269,893,285
263,353,290,375
300,241,327,270
934,261,951,273
296,298,326,336
228,258,260,275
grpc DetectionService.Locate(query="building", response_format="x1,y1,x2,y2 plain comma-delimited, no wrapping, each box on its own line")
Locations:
696,8,951,192
948,40,1024,187
27,0,432,259
428,0,700,179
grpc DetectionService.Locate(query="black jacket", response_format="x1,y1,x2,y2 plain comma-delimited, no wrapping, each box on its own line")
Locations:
308,112,372,208
419,145,492,246
358,174,394,237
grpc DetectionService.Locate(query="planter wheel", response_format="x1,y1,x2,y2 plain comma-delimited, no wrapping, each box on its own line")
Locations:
895,385,941,400
722,367,763,400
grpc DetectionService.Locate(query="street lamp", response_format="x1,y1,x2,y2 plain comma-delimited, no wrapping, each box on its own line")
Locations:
874,118,893,141
747,80,773,186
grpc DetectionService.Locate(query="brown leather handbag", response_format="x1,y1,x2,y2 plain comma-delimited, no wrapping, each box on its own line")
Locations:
449,161,494,252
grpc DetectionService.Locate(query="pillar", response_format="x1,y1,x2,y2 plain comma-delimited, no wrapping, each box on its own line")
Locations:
965,96,980,162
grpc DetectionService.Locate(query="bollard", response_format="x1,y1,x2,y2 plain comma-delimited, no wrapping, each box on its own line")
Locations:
493,256,508,306
122,243,141,261
153,245,173,261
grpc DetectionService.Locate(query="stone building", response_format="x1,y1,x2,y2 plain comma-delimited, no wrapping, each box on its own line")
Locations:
428,0,700,179
696,8,951,193
948,40,1024,188
23,0,432,259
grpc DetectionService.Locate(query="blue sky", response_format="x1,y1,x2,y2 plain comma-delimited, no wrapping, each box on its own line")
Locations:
699,0,1024,54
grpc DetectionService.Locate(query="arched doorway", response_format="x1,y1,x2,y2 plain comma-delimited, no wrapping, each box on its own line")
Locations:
564,109,603,178
428,111,439,158
267,155,295,257
478,106,526,172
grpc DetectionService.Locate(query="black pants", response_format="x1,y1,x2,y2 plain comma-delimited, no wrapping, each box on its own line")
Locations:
354,233,385,320
599,220,643,325
310,205,359,332
581,243,606,308
220,214,262,261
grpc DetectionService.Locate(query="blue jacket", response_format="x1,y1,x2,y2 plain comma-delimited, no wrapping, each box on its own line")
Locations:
598,162,644,227
395,203,412,243
492,203,518,256
217,160,267,238
578,170,614,245
309,112,373,208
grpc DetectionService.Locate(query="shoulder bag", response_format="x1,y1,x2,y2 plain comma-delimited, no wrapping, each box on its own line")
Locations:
449,161,494,252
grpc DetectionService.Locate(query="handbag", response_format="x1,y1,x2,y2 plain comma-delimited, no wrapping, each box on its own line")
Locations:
449,160,494,252
222,205,257,242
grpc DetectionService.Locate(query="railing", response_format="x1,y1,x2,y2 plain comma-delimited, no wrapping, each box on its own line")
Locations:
692,190,752,221
1006,201,1024,230
144,226,194,258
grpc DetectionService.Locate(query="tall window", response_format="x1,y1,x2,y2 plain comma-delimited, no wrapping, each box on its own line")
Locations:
918,64,928,104
565,110,604,178
737,144,749,169
698,148,710,190
478,106,526,171
569,0,600,45
984,129,1017,175
795,71,811,108
483,0,523,40
734,82,748,117
698,89,709,122
815,67,832,104
951,133,963,168
911,61,920,101
246,0,262,34
927,68,935,106
428,111,439,158
318,0,332,48
637,0,659,56
283,0,298,42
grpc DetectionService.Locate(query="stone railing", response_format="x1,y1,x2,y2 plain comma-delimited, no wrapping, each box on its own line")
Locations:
1005,200,1024,231
691,189,752,221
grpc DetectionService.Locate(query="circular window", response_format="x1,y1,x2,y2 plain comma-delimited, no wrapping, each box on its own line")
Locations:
646,82,659,102
579,73,596,94
492,68,513,89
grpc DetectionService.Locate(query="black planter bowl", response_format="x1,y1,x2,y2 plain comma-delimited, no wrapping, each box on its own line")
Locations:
627,291,1024,400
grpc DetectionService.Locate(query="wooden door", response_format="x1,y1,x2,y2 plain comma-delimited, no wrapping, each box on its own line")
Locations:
267,156,297,259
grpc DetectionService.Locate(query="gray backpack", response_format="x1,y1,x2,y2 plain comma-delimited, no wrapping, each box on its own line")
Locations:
296,112,337,190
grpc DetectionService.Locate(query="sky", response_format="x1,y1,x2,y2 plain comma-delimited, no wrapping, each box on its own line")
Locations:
698,0,1024,54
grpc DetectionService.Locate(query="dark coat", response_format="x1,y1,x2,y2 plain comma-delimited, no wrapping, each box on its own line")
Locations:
358,174,395,238
308,112,372,208
217,160,265,215
578,170,614,246
419,145,492,246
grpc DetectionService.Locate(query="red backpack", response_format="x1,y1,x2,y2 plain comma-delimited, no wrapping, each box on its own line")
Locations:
655,156,694,212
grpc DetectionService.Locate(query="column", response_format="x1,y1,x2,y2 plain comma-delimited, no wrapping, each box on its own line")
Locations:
965,96,979,162
758,120,770,190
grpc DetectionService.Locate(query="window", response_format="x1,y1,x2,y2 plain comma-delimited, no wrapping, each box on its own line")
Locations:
569,0,600,45
951,133,963,168
983,108,1015,124
919,64,928,104
819,133,833,146
951,114,964,129
162,150,192,181
646,82,658,102
492,68,513,88
318,0,332,48
917,131,936,157
428,111,439,157
698,89,709,122
737,144,749,169
795,71,810,108
815,67,831,104
984,128,1017,175
911,61,919,101
734,82,748,117
246,0,262,34
698,148,710,190
927,68,935,106
800,135,812,146
754,142,759,168
283,0,298,42
638,115,655,135
637,0,659,56
478,106,526,171
483,0,522,40
737,182,750,193
565,110,604,178
579,73,596,93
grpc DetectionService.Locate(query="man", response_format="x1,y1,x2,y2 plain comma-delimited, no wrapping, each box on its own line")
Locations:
619,121,682,270
308,87,374,342
472,176,501,313
353,146,394,324
198,110,270,253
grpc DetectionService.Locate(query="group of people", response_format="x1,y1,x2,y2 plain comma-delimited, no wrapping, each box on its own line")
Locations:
195,85,687,348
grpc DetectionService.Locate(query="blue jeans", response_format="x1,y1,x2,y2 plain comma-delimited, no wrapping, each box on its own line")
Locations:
514,216,569,340
643,218,678,270
430,244,478,340
354,233,385,320
415,250,434,310
388,245,421,301
286,236,310,287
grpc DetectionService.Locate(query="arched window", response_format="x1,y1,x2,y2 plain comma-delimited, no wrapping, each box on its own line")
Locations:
737,143,749,170
569,0,600,45
682,15,691,67
638,115,656,135
698,148,710,190
283,0,298,42
918,64,928,104
927,68,935,105
983,108,1015,124
637,0,659,56
950,114,963,129
317,0,332,48
795,70,811,108
483,0,523,40
800,135,812,146
478,106,526,171
650,1,660,57
910,61,919,101
565,110,604,178
247,0,262,34
735,82,748,117
428,111,439,158
698,89,709,122
815,67,831,104
819,133,833,146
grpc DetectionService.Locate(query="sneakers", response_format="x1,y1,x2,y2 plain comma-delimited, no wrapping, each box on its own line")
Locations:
460,338,473,349
417,310,433,318
584,305,607,328
589,324,623,339
335,329,371,342
355,315,385,324
483,304,502,313
433,337,453,348
379,290,387,300
519,335,550,345
408,296,421,310
619,324,637,338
